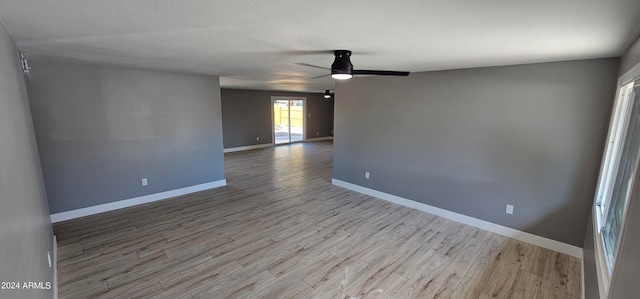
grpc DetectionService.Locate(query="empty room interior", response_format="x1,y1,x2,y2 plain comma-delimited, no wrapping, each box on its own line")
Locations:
2,1,640,298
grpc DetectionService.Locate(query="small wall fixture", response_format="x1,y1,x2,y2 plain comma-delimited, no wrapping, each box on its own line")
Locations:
324,90,332,99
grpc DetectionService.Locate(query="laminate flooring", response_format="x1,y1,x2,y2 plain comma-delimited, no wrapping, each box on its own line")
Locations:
53,141,581,298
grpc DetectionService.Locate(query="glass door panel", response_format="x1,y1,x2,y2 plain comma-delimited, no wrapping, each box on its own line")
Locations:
290,100,304,142
273,98,305,144
274,100,290,144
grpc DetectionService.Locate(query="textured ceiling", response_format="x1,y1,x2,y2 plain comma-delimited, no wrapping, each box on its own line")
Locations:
1,0,639,92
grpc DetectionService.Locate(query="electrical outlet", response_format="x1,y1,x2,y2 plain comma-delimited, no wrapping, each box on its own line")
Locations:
256,136,260,141
141,178,148,186
316,132,319,136
506,204,514,215
365,171,370,179
308,113,311,117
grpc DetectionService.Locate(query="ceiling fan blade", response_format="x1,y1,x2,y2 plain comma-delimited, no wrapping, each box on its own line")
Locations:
352,69,410,76
310,74,331,79
280,50,336,56
295,62,332,70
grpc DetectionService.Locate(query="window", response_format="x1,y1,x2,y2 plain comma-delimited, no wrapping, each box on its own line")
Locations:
594,81,638,279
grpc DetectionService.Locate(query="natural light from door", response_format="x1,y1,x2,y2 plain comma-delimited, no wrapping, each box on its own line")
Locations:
273,97,305,144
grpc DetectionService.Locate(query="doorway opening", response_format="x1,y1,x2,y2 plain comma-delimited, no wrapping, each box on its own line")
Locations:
272,97,306,144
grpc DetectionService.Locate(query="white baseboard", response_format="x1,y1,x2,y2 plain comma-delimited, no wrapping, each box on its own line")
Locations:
305,137,334,142
331,178,583,258
50,180,227,223
224,144,273,153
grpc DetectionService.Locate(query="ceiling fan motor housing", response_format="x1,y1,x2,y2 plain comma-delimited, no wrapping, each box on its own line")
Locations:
331,50,353,75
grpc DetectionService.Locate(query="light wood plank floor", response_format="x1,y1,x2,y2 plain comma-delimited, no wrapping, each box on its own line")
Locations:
54,141,580,299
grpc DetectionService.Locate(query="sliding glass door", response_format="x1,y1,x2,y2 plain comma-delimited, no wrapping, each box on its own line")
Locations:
272,97,305,144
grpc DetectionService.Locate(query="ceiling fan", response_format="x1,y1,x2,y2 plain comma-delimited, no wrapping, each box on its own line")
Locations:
298,50,410,79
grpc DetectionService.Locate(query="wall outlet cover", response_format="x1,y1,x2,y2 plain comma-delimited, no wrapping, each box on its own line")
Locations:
506,204,514,215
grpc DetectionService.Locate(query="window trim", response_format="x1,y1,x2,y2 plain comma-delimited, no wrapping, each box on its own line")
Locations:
593,83,634,297
593,205,611,298
595,83,634,230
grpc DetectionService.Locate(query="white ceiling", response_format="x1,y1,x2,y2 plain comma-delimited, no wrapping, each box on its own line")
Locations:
1,0,639,92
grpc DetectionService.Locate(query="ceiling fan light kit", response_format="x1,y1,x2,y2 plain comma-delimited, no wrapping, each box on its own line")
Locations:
331,74,353,79
302,50,411,80
331,50,354,79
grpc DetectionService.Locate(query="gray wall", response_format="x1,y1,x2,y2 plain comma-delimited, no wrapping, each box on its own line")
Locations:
0,22,53,298
221,89,333,148
620,35,640,76
27,60,225,214
333,58,619,246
